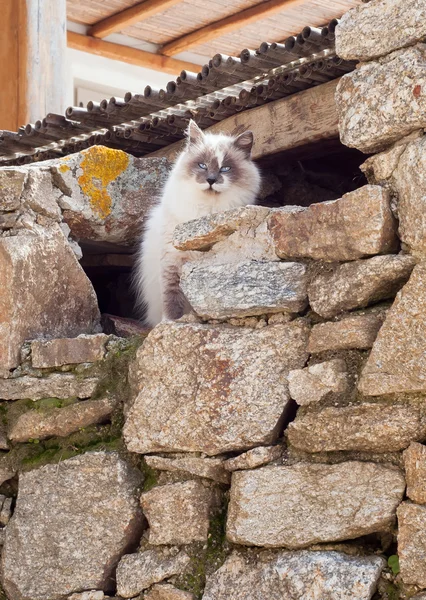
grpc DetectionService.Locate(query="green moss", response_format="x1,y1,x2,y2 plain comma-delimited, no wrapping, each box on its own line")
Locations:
92,337,143,401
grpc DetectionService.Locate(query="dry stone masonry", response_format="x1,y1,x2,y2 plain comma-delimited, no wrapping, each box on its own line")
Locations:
1,1,426,598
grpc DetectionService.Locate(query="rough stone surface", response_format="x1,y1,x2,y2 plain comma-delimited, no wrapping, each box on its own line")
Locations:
359,264,426,395
101,313,151,338
227,462,405,548
308,312,385,353
336,45,426,153
173,205,269,251
124,321,309,456
0,169,27,211
202,550,385,600
0,375,98,400
144,456,230,484
397,502,426,588
287,403,424,453
145,584,195,600
140,481,215,545
0,228,100,375
68,593,104,600
180,260,308,319
224,445,283,471
8,397,116,442
393,135,426,257
53,147,171,245
268,186,397,261
308,254,415,319
403,442,426,504
287,359,349,406
336,0,426,61
116,550,190,598
1,452,143,600
31,334,109,368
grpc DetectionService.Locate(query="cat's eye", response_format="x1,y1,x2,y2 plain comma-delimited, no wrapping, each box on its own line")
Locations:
198,163,207,170
220,166,231,173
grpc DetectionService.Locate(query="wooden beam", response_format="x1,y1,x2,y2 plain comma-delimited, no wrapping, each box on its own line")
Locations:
68,32,200,77
148,79,340,161
161,0,308,56
90,0,183,39
0,0,66,131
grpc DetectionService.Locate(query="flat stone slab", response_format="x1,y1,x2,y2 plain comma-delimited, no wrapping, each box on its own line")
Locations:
144,456,230,484
308,255,415,319
31,334,109,368
146,585,195,600
227,462,405,548
336,0,426,61
1,452,143,600
308,312,385,353
287,359,349,406
287,403,424,453
124,321,309,456
8,398,116,443
403,442,426,504
336,45,426,153
359,264,426,395
268,186,397,261
140,480,215,545
0,169,27,211
180,260,308,319
116,550,190,599
0,375,98,401
397,502,426,588
202,550,385,600
224,445,283,471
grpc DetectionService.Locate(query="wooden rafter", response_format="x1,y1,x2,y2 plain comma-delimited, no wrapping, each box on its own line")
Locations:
161,0,308,56
89,0,183,39
67,32,200,76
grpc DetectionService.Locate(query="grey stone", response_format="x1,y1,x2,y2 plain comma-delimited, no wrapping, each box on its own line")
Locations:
397,502,426,587
227,462,405,548
0,228,100,376
0,497,12,526
31,334,109,368
116,550,190,598
359,264,426,395
268,186,397,261
224,445,283,471
287,359,349,406
140,481,215,545
68,593,104,600
308,312,385,353
21,169,62,220
124,321,309,456
180,260,308,319
308,255,415,319
202,550,385,600
0,169,27,211
287,403,424,453
336,45,426,153
0,374,98,400
336,0,426,61
1,452,143,600
403,442,426,504
145,584,195,600
8,397,116,442
144,456,230,484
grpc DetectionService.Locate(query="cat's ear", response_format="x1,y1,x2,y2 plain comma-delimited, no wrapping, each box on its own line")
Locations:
234,130,254,156
186,119,204,145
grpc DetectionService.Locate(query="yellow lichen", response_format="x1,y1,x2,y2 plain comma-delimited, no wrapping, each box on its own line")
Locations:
77,146,129,220
58,163,70,174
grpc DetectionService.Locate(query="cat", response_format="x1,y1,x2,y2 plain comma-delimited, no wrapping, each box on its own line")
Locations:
133,119,261,327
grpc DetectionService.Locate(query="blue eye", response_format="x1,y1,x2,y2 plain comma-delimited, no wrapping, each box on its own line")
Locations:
198,163,207,170
220,166,231,172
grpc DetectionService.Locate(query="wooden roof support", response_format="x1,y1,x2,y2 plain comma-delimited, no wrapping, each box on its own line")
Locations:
161,0,308,56
148,78,340,160
89,0,183,39
68,32,200,76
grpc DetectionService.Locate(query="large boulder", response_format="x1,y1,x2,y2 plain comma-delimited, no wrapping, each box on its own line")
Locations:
1,452,143,600
124,321,309,455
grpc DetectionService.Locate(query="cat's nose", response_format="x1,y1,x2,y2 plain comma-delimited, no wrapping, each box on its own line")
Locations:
206,177,217,186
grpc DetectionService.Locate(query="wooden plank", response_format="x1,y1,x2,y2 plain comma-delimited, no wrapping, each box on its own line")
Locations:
68,31,200,76
148,78,340,161
161,0,308,56
90,0,183,38
0,0,66,131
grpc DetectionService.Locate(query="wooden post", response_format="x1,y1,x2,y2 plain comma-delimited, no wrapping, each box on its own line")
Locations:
0,0,66,131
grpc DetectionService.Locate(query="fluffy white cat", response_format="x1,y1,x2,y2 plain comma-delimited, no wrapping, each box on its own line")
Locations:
134,119,261,327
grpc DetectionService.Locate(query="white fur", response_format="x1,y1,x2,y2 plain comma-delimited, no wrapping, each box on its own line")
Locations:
134,126,261,327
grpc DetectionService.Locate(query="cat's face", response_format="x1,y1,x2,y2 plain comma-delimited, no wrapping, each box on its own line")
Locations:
181,120,255,194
